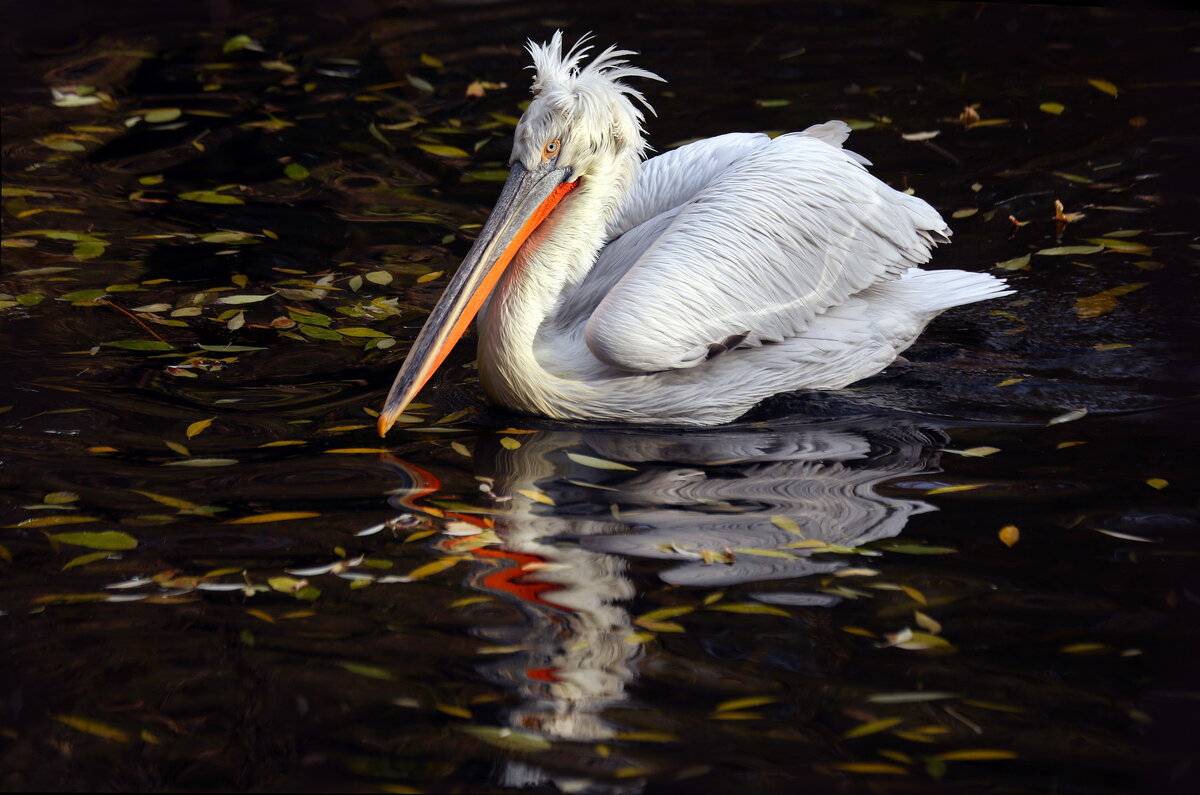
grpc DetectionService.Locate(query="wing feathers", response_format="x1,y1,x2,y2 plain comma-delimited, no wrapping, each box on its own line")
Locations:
584,132,950,373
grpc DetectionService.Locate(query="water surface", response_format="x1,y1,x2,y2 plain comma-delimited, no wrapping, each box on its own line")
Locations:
2,1,1197,792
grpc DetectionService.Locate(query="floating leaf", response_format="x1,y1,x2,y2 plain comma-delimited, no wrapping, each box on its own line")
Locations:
517,488,555,505
6,515,99,528
417,143,469,158
1035,245,1104,256
1039,102,1065,115
215,293,273,305
52,531,137,550
198,344,266,352
566,452,636,471
925,484,987,495
365,270,393,285
708,603,790,617
53,715,129,742
62,551,110,570
1146,478,1168,490
103,339,174,351
932,749,1017,761
43,492,79,505
336,327,391,337
457,725,551,752
225,512,320,524
1047,408,1088,425
996,378,1025,387
407,556,464,580
143,108,181,123
714,696,777,713
284,163,310,180
299,324,342,340
1087,78,1119,97
1074,282,1147,318
179,190,244,205
186,417,215,438
132,490,199,510
994,254,1031,271
871,541,957,555
164,440,190,456
844,717,904,739
337,661,393,680
999,525,1020,547
499,437,521,450
1083,237,1152,255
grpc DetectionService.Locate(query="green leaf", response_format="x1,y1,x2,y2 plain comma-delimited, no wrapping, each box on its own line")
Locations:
457,725,551,752
73,241,107,260
52,531,138,550
197,344,266,352
870,540,958,555
337,661,393,680
59,289,108,302
299,324,342,340
6,515,99,529
284,163,310,180
62,551,111,570
179,190,244,205
104,339,175,351
215,293,272,305
335,327,391,337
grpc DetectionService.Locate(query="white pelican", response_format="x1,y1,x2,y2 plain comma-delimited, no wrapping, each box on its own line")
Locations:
377,32,1011,435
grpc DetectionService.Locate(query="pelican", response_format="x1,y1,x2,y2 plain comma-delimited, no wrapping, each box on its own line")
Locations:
377,32,1011,435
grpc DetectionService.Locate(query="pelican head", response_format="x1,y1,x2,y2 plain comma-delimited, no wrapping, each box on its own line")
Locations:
377,32,663,435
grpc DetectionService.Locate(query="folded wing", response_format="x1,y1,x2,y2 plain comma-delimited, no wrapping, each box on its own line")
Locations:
582,128,950,373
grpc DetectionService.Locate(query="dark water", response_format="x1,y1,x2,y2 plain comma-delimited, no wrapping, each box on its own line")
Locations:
2,1,1198,792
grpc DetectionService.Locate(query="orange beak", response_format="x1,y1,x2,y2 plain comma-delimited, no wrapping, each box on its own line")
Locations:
377,162,577,435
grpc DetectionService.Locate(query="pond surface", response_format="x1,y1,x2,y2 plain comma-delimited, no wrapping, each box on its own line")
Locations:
2,1,1198,792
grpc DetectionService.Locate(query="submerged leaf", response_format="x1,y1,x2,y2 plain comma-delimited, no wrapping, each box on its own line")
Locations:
566,452,636,471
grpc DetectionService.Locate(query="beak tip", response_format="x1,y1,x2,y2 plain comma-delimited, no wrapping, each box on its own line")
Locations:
376,413,394,438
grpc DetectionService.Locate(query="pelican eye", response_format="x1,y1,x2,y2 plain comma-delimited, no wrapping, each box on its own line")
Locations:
542,138,560,158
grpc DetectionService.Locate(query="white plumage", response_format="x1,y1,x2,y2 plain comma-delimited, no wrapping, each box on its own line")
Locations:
377,32,1012,433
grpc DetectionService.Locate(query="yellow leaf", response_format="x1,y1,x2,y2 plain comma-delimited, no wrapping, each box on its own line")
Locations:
914,610,942,634
53,714,129,742
925,484,986,495
1146,478,1168,490
844,717,904,739
259,440,307,447
708,602,790,617
44,492,79,504
517,488,555,505
1074,283,1147,319
225,512,320,524
416,270,444,283
165,440,190,456
246,609,276,623
499,437,521,450
62,551,110,570
325,448,392,454
770,515,803,535
417,143,470,158
901,585,927,605
636,606,695,622
186,417,215,438
1087,78,1119,97
635,619,686,633
714,696,777,713
1057,441,1087,449
1039,101,1065,115
999,525,1020,547
933,749,1018,761
0,544,11,564
407,555,465,580
1060,642,1111,654
435,703,472,719
132,490,199,510
996,378,1024,387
